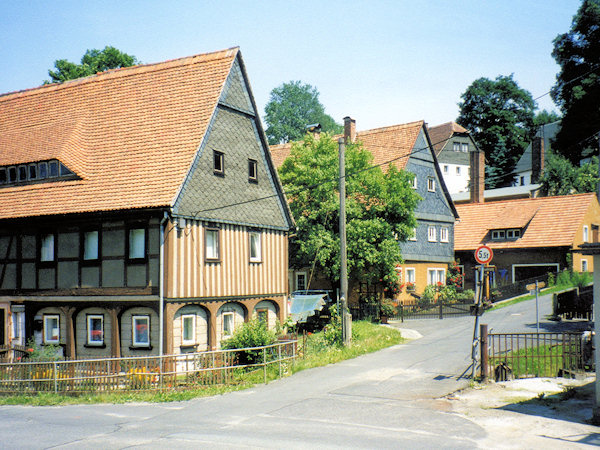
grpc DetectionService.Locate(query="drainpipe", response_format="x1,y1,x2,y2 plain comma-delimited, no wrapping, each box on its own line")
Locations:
159,211,169,357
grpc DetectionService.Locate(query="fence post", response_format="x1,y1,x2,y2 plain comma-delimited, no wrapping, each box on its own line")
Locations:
480,324,488,381
278,344,282,379
53,361,58,394
263,347,267,384
400,304,404,323
439,301,443,320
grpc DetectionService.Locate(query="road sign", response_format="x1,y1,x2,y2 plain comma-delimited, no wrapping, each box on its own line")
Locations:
474,245,493,265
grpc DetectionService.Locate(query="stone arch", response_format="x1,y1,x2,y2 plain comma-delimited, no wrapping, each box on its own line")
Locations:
74,307,112,359
216,302,246,348
172,304,210,354
31,306,66,357
120,306,159,357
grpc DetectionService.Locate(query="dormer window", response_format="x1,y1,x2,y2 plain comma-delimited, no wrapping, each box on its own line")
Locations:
492,228,521,240
0,159,76,187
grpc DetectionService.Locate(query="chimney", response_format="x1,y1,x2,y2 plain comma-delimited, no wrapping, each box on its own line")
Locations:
306,123,322,139
470,149,485,203
531,136,545,183
343,116,356,144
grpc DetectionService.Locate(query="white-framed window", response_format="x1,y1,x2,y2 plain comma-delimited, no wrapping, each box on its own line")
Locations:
453,142,460,152
582,259,589,272
40,234,55,262
507,229,521,239
440,227,449,243
408,227,417,241
427,178,435,192
456,166,461,175
205,227,220,261
181,314,195,345
428,269,446,285
492,230,505,240
43,314,60,344
256,308,268,324
128,228,146,260
409,173,417,189
248,159,258,182
213,150,224,175
249,230,262,262
405,268,416,283
583,225,589,243
296,272,307,291
428,225,437,242
83,230,99,260
461,143,469,152
87,314,104,346
443,165,448,173
132,315,150,347
222,312,234,337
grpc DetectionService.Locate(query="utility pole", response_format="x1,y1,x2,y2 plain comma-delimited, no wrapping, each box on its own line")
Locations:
338,138,351,345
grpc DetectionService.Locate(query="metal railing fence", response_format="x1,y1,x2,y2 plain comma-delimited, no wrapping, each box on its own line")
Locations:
0,340,297,395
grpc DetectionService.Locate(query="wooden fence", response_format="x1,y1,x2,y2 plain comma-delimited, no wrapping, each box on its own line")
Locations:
0,340,297,395
481,331,588,381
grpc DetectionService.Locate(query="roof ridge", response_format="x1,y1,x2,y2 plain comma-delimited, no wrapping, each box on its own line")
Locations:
356,120,424,136
457,192,596,209
0,47,240,102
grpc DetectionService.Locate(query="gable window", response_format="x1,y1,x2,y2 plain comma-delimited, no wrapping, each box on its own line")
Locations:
456,167,461,175
222,312,234,338
87,314,104,346
296,272,307,291
461,143,469,152
583,225,589,243
427,178,436,192
128,227,146,260
182,314,195,345
453,142,460,152
43,314,60,344
440,227,449,243
132,315,150,347
213,150,224,176
409,227,417,241
249,230,262,262
40,233,55,262
248,159,258,183
409,174,417,189
83,230,99,261
443,165,448,173
428,226,437,242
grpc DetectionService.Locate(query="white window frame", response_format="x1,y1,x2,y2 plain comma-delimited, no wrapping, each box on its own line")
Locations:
582,259,589,272
222,312,235,338
456,166,461,175
405,268,416,283
428,225,437,242
295,271,307,291
132,315,150,347
461,143,469,153
427,178,436,192
443,165,448,173
583,225,589,243
205,227,220,261
249,230,262,262
507,229,521,239
408,227,417,241
427,268,446,286
181,314,196,345
492,230,506,240
453,142,460,152
440,227,449,243
87,314,104,346
43,314,60,344
409,174,417,189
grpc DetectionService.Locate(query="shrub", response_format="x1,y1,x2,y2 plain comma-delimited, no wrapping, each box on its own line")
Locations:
421,285,437,303
438,285,457,303
221,319,277,365
23,337,62,362
380,299,397,317
322,304,342,346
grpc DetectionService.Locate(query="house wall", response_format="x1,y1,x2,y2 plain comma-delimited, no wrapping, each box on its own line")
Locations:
395,261,449,304
436,135,471,195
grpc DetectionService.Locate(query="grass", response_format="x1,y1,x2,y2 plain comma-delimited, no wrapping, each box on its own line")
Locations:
488,284,577,311
490,342,576,378
0,321,403,406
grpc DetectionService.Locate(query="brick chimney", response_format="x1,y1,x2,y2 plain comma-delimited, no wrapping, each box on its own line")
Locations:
470,149,485,203
531,136,545,183
343,116,356,144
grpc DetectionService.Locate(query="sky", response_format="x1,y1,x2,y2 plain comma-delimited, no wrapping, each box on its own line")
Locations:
0,1,583,132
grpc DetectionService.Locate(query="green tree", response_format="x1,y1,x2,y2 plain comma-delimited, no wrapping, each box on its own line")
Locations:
46,46,138,83
457,75,536,188
264,81,342,144
278,133,419,293
533,109,561,127
551,0,600,163
538,153,598,196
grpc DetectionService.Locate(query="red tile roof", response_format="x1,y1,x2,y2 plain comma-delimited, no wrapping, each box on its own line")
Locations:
0,47,239,219
269,121,425,171
454,193,597,250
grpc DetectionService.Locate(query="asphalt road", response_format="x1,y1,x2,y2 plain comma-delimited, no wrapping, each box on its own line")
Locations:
0,294,591,449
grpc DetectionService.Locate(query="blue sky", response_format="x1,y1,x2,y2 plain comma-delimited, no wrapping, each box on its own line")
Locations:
1,1,582,131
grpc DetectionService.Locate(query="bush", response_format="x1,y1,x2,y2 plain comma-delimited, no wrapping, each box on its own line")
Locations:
556,269,592,288
421,285,437,303
456,289,475,302
438,285,457,303
380,299,397,317
322,305,342,346
23,337,62,362
221,319,277,365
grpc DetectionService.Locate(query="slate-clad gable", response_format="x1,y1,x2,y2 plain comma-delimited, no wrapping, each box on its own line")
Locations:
220,59,253,114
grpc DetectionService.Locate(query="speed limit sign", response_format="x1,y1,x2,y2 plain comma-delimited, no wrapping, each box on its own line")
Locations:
474,245,493,265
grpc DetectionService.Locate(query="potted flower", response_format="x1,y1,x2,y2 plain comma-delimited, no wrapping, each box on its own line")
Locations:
406,282,416,292
380,299,397,324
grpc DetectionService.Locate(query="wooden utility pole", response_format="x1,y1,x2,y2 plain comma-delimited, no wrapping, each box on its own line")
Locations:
338,138,351,345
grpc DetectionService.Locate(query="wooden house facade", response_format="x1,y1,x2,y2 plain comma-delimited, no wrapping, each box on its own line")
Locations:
0,48,293,358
